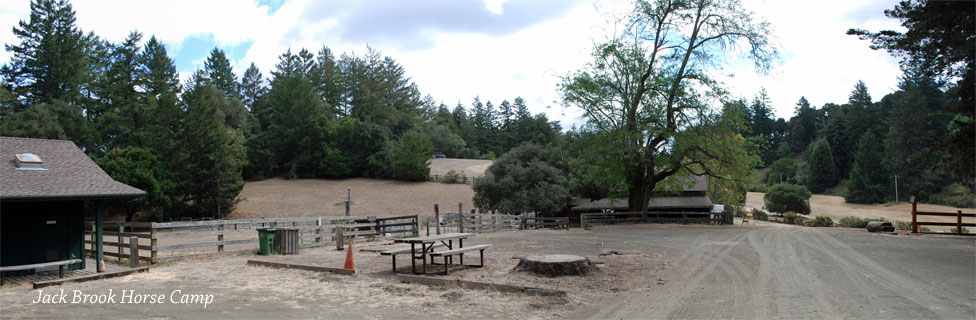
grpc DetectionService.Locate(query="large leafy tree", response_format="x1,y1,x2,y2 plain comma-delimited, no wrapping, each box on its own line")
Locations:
474,144,569,215
848,0,974,184
560,0,775,212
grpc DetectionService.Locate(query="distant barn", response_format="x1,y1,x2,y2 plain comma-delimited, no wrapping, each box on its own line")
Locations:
569,175,712,213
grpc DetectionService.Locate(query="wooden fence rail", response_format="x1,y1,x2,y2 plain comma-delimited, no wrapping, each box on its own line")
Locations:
437,212,569,233
85,215,419,264
911,196,974,236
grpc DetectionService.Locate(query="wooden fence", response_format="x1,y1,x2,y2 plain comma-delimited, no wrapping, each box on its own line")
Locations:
436,211,568,233
85,215,419,263
580,211,730,229
911,197,974,236
428,173,480,185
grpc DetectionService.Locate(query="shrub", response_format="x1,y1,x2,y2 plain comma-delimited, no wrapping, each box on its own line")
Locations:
784,212,798,224
838,216,866,228
441,170,464,184
811,216,834,227
764,184,812,214
750,208,769,221
473,144,568,215
951,226,970,233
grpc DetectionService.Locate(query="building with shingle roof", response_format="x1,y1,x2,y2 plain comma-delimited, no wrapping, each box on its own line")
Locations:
1,136,143,274
569,175,713,212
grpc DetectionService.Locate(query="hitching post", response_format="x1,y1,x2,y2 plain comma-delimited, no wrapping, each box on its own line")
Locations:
95,201,104,273
434,204,441,235
129,236,139,268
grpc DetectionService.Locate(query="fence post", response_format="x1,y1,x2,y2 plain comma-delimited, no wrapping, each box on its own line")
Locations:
458,203,464,233
434,204,441,235
217,223,224,252
958,210,963,234
150,223,157,264
911,195,918,233
129,236,139,268
118,225,124,262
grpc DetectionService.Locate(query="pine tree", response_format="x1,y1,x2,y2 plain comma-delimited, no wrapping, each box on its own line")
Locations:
789,97,818,154
845,131,889,203
178,82,245,217
203,48,238,98
805,138,839,193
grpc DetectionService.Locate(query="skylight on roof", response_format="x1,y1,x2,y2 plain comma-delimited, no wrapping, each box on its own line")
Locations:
15,153,47,170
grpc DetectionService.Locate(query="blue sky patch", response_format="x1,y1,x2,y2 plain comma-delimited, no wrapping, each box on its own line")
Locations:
256,0,286,15
172,34,255,74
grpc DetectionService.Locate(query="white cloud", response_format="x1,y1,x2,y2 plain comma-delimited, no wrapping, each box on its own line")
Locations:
0,0,906,127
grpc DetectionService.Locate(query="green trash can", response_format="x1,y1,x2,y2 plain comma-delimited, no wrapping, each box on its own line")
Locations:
257,228,276,255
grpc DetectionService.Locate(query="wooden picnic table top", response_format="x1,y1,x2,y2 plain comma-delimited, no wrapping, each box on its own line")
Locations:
394,233,475,244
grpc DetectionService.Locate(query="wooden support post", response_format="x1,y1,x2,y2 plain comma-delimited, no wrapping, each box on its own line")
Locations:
458,203,464,233
95,202,104,273
129,236,139,268
911,195,918,233
345,187,351,216
218,224,224,252
315,217,322,244
958,210,963,234
118,225,124,262
434,204,441,235
335,226,344,251
150,224,157,263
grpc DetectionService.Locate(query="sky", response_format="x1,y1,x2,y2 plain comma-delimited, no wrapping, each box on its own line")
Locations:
0,0,906,127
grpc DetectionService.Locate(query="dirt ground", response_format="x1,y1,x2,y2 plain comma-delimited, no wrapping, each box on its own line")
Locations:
2,224,973,319
429,158,492,176
230,178,475,221
746,192,974,229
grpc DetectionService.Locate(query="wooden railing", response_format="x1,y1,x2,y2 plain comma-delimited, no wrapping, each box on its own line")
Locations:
428,174,480,185
911,196,974,235
437,212,568,233
580,211,728,229
85,215,419,263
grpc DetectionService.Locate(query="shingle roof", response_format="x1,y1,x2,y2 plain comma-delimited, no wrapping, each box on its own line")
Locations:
1,136,145,200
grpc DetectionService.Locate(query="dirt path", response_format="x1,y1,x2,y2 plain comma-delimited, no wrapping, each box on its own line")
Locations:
579,225,975,319
746,192,973,228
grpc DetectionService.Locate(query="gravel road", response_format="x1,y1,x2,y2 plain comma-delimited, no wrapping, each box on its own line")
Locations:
577,224,975,319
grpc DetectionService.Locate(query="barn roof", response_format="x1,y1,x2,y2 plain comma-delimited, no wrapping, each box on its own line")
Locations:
570,195,713,211
0,136,145,201
568,175,712,211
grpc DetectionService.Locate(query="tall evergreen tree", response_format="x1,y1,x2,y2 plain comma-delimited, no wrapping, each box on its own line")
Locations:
805,138,840,193
202,48,238,98
178,82,245,217
845,131,889,203
789,97,818,154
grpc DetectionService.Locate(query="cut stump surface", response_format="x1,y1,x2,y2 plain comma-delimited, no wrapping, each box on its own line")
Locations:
514,254,595,277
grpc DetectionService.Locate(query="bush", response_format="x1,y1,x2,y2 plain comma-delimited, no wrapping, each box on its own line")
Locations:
473,144,568,215
810,216,834,227
750,208,769,221
441,170,464,184
784,212,798,224
764,184,812,214
951,226,970,233
838,216,868,228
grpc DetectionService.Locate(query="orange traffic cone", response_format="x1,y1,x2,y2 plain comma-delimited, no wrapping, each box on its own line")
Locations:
343,242,355,270
905,226,908,232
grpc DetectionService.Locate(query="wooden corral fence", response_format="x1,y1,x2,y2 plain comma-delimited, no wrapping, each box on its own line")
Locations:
580,211,730,229
910,196,974,236
435,209,569,234
85,215,419,263
428,173,480,185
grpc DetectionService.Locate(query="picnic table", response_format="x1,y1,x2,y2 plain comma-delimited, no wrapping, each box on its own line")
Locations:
392,233,474,274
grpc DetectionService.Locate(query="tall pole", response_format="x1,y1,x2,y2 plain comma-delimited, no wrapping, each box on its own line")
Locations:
894,175,900,203
345,187,351,216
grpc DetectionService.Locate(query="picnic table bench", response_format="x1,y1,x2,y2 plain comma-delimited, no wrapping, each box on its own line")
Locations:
392,233,488,274
429,244,492,275
380,243,444,272
0,259,82,286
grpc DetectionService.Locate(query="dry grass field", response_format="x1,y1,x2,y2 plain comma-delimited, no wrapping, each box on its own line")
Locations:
429,158,492,176
745,192,973,229
229,178,476,221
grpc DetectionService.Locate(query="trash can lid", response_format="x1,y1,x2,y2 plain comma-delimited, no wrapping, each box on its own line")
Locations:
258,227,277,232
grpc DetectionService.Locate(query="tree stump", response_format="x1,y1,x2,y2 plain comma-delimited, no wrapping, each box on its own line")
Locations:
514,254,595,277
